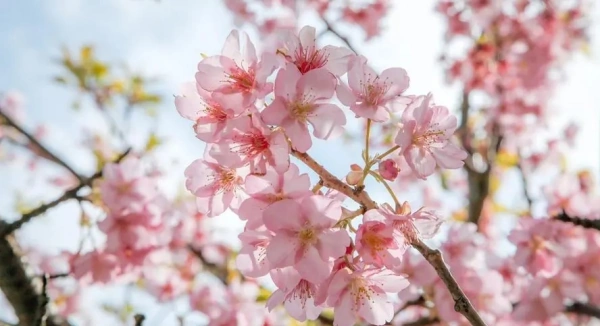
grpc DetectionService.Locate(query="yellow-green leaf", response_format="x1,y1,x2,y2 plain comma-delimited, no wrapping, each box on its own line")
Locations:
145,133,162,152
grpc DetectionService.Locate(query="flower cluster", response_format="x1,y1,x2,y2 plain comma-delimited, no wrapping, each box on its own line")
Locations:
176,26,465,325
223,0,390,41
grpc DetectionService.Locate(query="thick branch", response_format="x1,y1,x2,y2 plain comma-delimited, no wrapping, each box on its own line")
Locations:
554,211,600,231
321,17,359,54
0,149,131,237
0,224,71,326
0,110,84,183
291,149,486,326
566,302,600,319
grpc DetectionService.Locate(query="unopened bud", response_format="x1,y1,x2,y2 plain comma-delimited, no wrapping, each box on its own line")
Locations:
346,164,364,185
379,158,399,181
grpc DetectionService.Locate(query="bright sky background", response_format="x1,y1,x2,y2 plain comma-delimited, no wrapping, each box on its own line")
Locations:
1,0,600,324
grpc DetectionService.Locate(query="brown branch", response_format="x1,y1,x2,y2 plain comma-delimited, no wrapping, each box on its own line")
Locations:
516,157,533,210
0,223,71,326
566,302,600,319
321,17,359,54
0,149,131,237
290,149,486,326
402,316,440,326
0,110,84,183
134,314,146,326
554,211,600,231
187,245,229,284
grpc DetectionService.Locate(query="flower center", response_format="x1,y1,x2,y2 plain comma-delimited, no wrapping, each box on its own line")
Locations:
531,235,546,252
414,124,445,146
349,277,374,306
298,227,317,245
363,232,387,253
287,280,313,308
290,101,314,122
201,103,228,121
218,168,238,193
226,65,256,93
231,133,270,159
294,46,329,74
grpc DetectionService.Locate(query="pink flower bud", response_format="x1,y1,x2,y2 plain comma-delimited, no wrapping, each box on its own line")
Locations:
346,164,364,185
378,159,399,181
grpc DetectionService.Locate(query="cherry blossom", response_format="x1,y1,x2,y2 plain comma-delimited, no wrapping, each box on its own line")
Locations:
277,25,355,76
196,30,277,107
263,196,351,283
395,94,467,179
337,58,409,122
262,64,346,152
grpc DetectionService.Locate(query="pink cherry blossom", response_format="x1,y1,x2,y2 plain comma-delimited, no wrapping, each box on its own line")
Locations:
266,266,323,321
337,58,409,122
209,113,290,174
324,267,409,326
364,203,443,245
355,221,403,269
394,94,467,179
508,219,563,278
69,251,119,285
99,156,158,211
238,163,312,229
196,30,277,107
185,159,245,217
263,196,350,283
236,227,273,278
174,82,241,142
278,25,355,76
262,64,346,152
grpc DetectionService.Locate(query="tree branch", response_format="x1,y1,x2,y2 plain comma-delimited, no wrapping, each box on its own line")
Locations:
0,110,84,183
554,211,600,231
320,17,359,54
402,316,440,326
566,302,600,319
187,245,229,284
0,149,131,237
290,149,487,326
0,223,71,326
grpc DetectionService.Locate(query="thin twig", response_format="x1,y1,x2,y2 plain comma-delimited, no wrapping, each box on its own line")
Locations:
0,148,131,237
188,245,229,284
0,110,84,183
321,17,359,54
35,274,49,326
290,149,486,326
516,156,533,210
554,211,600,231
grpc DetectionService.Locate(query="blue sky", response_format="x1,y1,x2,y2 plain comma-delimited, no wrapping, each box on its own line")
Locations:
2,0,600,324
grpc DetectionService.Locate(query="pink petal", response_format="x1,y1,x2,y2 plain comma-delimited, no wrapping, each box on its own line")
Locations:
274,65,302,101
266,234,298,268
174,82,201,120
296,246,330,284
430,143,467,169
307,103,346,140
336,81,356,106
196,60,226,92
264,199,304,231
405,146,436,179
379,67,409,101
322,45,355,76
262,97,290,125
317,230,350,261
285,120,312,153
298,25,316,50
302,195,341,228
357,287,393,325
297,68,336,101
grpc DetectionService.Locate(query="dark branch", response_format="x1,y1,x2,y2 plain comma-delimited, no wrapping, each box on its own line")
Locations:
187,245,228,284
0,110,84,183
402,316,440,326
134,314,146,326
554,211,600,231
0,149,131,236
566,302,600,319
320,17,359,54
